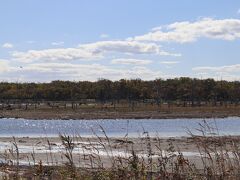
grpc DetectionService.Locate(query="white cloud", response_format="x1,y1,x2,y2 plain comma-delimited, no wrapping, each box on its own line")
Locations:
100,34,109,38
5,62,165,82
131,18,240,43
3,61,240,82
2,43,14,48
12,40,180,62
12,48,102,62
0,60,10,73
111,58,152,65
192,64,240,73
192,64,240,81
51,41,64,46
160,61,180,65
79,40,177,56
123,66,164,80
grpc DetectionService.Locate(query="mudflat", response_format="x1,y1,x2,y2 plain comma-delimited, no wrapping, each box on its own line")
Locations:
1,105,240,120
0,135,239,168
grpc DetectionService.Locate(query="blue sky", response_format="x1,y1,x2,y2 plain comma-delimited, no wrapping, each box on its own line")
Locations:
1,0,240,82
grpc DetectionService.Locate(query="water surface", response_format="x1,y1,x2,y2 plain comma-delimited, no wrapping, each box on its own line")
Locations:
0,117,240,137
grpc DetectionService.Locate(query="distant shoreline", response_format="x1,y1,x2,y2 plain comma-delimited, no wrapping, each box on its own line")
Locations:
1,105,240,120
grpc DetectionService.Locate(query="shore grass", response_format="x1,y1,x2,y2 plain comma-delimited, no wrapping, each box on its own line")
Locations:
1,121,240,179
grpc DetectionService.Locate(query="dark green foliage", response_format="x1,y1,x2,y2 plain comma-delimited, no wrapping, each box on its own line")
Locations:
0,78,239,103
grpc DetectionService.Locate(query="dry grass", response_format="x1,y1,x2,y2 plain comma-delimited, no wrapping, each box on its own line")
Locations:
1,121,240,179
1,102,240,120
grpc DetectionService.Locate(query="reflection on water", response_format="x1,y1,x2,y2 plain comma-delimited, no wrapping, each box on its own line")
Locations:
0,117,240,137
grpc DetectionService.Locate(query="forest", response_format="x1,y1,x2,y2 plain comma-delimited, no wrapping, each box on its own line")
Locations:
0,77,239,105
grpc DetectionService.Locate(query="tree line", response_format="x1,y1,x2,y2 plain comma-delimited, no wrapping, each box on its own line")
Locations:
0,77,239,105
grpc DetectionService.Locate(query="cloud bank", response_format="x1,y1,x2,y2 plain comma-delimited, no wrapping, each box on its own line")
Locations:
5,62,164,82
12,40,179,62
2,18,240,82
132,18,240,43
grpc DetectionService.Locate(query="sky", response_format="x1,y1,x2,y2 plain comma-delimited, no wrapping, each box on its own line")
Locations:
1,0,240,82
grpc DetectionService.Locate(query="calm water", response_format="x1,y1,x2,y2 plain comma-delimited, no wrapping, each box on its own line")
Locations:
0,117,240,137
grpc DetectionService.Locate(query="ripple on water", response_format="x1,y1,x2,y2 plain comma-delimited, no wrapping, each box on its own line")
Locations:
0,117,240,137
